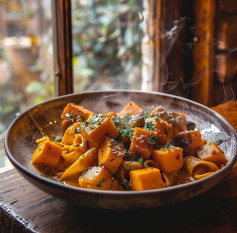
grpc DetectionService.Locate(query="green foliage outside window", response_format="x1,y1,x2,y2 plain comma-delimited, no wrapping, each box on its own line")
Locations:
72,0,143,91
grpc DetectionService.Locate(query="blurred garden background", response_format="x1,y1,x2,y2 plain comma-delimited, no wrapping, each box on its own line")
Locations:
0,0,144,167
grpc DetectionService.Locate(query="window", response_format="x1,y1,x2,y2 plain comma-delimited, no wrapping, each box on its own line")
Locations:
0,0,53,167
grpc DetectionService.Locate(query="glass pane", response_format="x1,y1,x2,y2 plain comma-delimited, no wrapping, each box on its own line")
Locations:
71,0,144,92
0,0,54,167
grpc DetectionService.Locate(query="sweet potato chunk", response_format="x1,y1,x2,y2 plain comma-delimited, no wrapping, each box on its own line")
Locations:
61,103,94,131
197,142,228,167
151,106,168,119
79,166,122,190
117,101,143,117
32,140,63,171
60,147,98,187
169,113,187,136
129,127,154,160
172,130,203,156
61,103,94,121
98,138,124,174
130,167,165,191
152,146,183,173
80,114,119,147
145,117,173,146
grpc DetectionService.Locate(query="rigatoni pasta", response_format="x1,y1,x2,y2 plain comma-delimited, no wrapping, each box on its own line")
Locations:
32,101,228,191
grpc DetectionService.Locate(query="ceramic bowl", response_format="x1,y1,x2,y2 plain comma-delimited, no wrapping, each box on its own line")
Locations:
4,90,237,209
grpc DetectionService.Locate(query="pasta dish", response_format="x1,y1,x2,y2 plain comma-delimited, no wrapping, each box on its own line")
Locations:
31,101,228,191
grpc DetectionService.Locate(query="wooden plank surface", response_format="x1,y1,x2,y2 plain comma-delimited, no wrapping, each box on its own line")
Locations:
1,168,237,233
1,101,237,233
212,100,237,130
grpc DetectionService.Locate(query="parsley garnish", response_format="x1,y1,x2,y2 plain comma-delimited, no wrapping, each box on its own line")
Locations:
162,142,170,148
144,113,151,119
123,113,132,124
145,120,156,131
54,135,62,142
126,163,130,171
124,148,131,155
149,134,158,146
118,127,134,138
75,126,81,134
96,178,105,188
138,156,144,165
65,110,74,122
169,116,181,125
85,114,104,125
112,117,122,126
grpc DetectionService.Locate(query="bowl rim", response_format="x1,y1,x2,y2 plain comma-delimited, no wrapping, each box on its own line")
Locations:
4,89,237,197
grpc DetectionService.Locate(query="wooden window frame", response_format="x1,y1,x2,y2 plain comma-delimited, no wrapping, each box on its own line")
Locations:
52,0,73,96
52,0,219,107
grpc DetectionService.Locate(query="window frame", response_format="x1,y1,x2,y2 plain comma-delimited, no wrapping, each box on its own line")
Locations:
52,0,73,96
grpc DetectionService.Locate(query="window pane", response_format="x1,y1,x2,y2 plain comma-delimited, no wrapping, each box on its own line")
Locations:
71,0,144,92
0,0,54,167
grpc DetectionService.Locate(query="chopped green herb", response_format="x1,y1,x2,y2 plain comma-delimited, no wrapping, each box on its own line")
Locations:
145,120,156,131
126,163,130,171
123,113,132,124
54,135,62,142
75,126,81,134
112,117,121,126
144,113,151,120
169,115,181,125
162,142,170,148
124,148,131,155
118,127,134,138
149,134,158,146
85,114,104,125
65,110,74,122
96,178,105,188
138,156,144,165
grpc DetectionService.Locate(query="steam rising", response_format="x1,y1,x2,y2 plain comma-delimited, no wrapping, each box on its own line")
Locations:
83,4,236,105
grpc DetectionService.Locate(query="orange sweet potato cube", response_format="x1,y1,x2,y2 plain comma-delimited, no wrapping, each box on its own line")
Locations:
154,118,173,146
79,166,122,190
129,127,154,160
98,138,124,174
32,140,63,170
161,112,187,136
61,103,94,122
173,130,203,156
130,167,165,191
144,117,173,146
80,114,119,147
117,101,143,117
152,146,183,173
151,106,168,119
197,142,228,167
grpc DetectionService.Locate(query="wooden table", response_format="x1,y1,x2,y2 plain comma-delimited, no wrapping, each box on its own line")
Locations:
1,101,237,233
